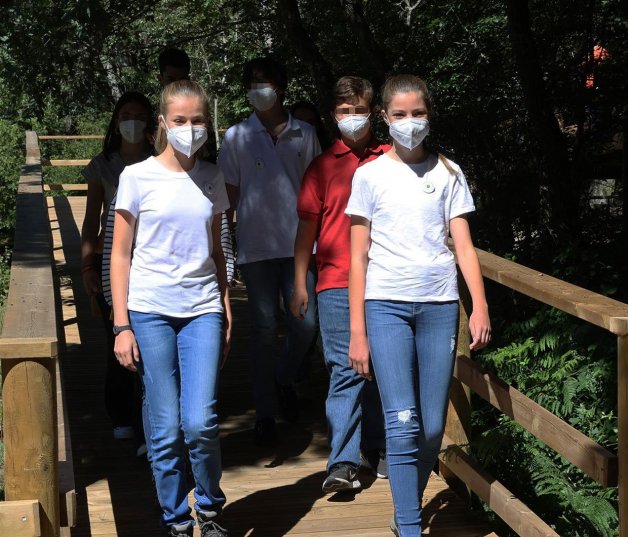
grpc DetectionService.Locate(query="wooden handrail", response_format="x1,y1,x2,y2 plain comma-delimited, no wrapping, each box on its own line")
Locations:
0,132,75,537
44,184,88,192
42,159,91,167
442,246,628,536
440,436,560,537
474,248,628,335
454,354,617,486
39,135,104,140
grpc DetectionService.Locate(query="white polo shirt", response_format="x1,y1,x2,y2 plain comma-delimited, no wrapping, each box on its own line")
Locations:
345,153,475,302
218,112,320,264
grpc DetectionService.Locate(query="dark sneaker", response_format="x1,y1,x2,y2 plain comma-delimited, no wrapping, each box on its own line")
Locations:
361,449,388,479
276,381,300,422
322,463,361,493
254,417,276,445
197,511,228,537
168,522,193,537
390,515,399,536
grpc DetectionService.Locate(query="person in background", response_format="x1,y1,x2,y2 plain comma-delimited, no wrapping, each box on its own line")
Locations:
158,46,235,284
290,100,331,150
290,76,388,494
111,80,231,537
158,47,191,87
218,57,320,444
346,74,491,536
80,91,153,448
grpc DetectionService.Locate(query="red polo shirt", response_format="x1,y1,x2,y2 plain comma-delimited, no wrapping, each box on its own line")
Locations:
297,137,389,293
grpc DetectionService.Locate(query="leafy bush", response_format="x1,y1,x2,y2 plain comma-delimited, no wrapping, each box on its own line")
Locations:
0,120,23,246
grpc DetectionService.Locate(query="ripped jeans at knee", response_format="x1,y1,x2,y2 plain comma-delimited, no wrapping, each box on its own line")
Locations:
365,299,459,536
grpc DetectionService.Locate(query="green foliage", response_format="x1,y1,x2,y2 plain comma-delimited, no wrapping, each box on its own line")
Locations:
473,300,618,536
0,249,11,327
0,120,23,244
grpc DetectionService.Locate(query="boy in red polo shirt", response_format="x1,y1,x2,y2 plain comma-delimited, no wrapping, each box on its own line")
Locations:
290,76,389,493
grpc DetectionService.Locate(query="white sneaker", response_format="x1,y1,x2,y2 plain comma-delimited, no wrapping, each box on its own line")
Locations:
113,426,134,440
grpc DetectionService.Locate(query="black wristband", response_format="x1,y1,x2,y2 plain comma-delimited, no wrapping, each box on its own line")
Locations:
112,324,133,336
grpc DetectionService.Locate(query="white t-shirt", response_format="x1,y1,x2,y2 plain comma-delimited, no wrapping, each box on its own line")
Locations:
115,156,230,317
217,112,321,264
345,153,475,302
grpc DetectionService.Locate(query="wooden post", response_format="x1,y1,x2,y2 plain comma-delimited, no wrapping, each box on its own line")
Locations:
2,356,59,537
619,335,628,537
440,272,473,501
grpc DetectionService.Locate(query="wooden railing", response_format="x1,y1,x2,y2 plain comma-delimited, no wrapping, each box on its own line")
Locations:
442,246,628,536
0,132,76,537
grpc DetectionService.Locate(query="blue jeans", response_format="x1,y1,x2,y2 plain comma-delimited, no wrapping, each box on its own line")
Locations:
365,300,459,537
239,257,317,419
130,311,226,527
318,288,385,471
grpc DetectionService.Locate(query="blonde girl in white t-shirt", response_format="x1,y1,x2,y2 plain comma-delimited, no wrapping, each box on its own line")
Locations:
111,80,231,537
346,75,491,537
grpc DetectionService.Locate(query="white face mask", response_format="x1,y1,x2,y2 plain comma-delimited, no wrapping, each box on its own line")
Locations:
337,115,370,142
161,116,208,157
118,119,146,144
247,86,277,111
387,117,430,150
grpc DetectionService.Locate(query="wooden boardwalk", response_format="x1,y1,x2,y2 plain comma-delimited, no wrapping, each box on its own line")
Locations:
48,195,496,537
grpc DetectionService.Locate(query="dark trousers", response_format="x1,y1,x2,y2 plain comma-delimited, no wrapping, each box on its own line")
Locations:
94,254,145,444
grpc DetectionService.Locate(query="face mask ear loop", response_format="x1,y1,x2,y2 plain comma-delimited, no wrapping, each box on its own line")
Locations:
159,114,170,133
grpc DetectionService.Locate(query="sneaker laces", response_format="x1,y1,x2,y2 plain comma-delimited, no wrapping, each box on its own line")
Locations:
200,519,228,537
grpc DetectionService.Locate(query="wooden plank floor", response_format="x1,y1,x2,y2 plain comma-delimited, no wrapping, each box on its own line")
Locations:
48,195,496,537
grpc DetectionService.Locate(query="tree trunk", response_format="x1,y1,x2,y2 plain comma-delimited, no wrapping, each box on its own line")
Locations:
276,0,336,107
622,109,628,290
337,0,390,88
505,0,578,240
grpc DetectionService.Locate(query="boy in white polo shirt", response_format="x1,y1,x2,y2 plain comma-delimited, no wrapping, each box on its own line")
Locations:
218,57,320,444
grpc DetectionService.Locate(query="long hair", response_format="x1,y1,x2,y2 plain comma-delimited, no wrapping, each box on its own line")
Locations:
102,91,153,160
381,74,456,176
154,79,214,161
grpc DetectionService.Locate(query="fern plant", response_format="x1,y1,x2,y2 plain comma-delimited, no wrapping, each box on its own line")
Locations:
470,300,618,536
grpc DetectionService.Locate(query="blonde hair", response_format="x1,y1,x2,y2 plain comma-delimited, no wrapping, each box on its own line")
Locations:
381,74,457,176
154,79,212,160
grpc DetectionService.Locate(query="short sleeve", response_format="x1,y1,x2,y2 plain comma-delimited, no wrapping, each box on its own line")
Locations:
448,167,475,220
345,168,374,221
212,169,230,215
81,154,104,185
115,170,141,218
308,130,322,162
217,128,240,187
297,159,323,221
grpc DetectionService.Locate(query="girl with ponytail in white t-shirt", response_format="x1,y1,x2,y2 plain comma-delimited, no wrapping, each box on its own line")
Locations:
346,75,491,537
111,80,231,537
